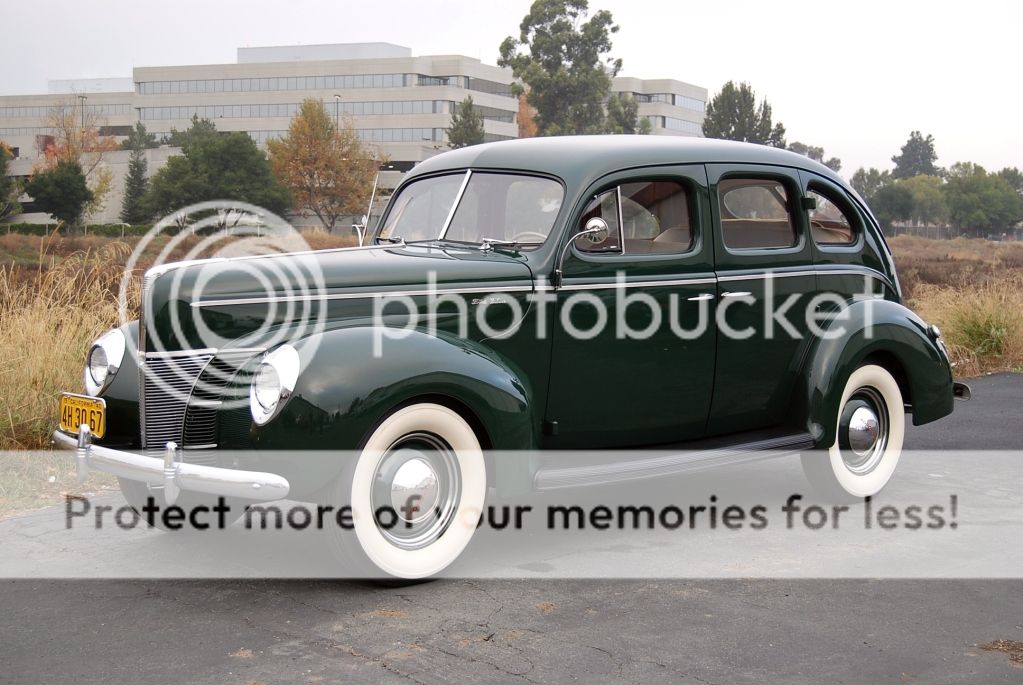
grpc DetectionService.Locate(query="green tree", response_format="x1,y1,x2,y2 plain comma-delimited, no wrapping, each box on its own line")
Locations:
605,93,651,134
943,162,1023,235
24,159,93,228
787,141,840,172
0,143,22,222
892,131,938,179
268,99,379,231
120,130,150,225
997,167,1023,195
499,0,621,135
446,96,486,149
119,122,158,151
900,175,948,225
161,114,219,152
702,81,786,147
871,183,914,232
144,119,291,223
850,167,892,205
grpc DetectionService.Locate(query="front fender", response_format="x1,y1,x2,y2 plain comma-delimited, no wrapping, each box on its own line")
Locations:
250,326,537,496
798,299,954,447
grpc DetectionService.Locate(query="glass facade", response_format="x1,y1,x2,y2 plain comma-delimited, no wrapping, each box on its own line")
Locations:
137,73,514,98
0,126,53,136
140,100,455,121
646,116,702,135
631,92,705,112
241,127,447,145
0,103,132,119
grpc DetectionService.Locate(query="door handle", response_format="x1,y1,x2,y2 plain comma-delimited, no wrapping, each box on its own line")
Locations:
721,291,752,298
686,293,715,301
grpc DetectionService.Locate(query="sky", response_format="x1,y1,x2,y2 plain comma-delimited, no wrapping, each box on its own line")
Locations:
2,0,1020,179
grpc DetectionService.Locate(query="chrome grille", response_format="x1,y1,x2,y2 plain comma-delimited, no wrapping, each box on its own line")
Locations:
182,351,257,456
141,353,213,452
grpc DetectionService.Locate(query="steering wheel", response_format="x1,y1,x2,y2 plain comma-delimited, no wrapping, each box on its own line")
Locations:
507,231,548,243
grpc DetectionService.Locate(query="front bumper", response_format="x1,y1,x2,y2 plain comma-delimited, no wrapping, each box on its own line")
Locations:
53,426,290,504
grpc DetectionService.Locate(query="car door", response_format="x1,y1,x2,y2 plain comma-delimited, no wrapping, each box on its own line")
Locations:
544,166,718,448
705,163,817,435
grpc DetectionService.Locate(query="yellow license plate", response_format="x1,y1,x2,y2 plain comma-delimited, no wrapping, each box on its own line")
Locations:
59,393,106,438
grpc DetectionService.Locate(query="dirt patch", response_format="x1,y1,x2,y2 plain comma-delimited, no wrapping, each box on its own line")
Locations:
979,639,1023,666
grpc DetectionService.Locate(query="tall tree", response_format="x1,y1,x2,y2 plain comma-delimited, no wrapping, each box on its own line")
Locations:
900,175,948,226
119,121,158,151
446,96,486,149
850,167,892,205
891,131,938,179
702,81,786,148
997,167,1023,195
267,99,378,231
942,162,1023,235
120,126,151,225
0,143,22,222
499,0,621,135
144,118,291,224
517,93,538,138
40,97,119,222
871,183,914,232
25,160,93,228
605,93,651,134
787,141,841,172
162,114,219,152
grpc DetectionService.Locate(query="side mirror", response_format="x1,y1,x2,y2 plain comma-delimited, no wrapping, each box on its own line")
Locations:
580,217,610,245
554,217,613,288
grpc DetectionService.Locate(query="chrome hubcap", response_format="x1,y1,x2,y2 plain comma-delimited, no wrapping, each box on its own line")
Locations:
838,388,889,475
372,432,460,550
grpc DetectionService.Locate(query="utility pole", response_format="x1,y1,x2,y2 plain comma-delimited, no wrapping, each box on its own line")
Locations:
77,94,87,133
333,94,341,130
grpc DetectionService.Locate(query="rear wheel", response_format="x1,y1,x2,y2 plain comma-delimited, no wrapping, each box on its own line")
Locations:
801,364,906,500
326,403,487,579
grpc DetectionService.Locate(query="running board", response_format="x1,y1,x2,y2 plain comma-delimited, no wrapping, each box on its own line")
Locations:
533,432,816,491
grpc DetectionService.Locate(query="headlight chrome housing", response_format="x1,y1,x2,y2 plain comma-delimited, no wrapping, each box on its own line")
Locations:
250,344,301,426
84,328,126,396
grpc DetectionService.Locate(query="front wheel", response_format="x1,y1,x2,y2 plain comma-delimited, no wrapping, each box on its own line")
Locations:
801,364,906,500
326,403,487,579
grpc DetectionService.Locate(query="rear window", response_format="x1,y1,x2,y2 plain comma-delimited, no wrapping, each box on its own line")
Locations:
718,178,796,249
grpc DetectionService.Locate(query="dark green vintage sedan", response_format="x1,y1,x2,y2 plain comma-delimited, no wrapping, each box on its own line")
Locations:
55,136,966,578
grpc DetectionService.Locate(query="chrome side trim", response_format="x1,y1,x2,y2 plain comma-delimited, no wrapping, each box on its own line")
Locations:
717,267,888,283
188,266,888,308
54,428,289,502
559,277,717,292
191,285,535,308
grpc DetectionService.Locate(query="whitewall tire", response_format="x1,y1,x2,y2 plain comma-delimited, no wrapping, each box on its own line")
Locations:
330,403,486,579
801,364,906,500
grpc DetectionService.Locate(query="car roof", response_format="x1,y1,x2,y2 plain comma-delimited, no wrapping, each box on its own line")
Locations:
408,135,846,189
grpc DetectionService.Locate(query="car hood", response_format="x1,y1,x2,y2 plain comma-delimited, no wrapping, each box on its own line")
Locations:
141,243,535,352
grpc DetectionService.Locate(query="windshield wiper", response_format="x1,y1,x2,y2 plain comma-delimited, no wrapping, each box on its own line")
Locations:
479,237,540,252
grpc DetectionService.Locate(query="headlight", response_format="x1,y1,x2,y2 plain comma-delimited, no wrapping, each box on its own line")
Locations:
84,328,126,396
250,344,300,425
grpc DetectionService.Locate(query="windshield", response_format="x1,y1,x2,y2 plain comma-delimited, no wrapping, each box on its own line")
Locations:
378,171,564,246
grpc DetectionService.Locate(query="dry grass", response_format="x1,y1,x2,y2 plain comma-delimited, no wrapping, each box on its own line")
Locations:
889,236,1023,376
0,238,134,517
0,231,355,518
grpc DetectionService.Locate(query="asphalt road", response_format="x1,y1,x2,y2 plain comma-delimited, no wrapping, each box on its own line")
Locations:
2,374,1022,684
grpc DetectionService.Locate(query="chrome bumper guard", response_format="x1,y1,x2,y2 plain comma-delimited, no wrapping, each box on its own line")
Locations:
52,426,290,504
